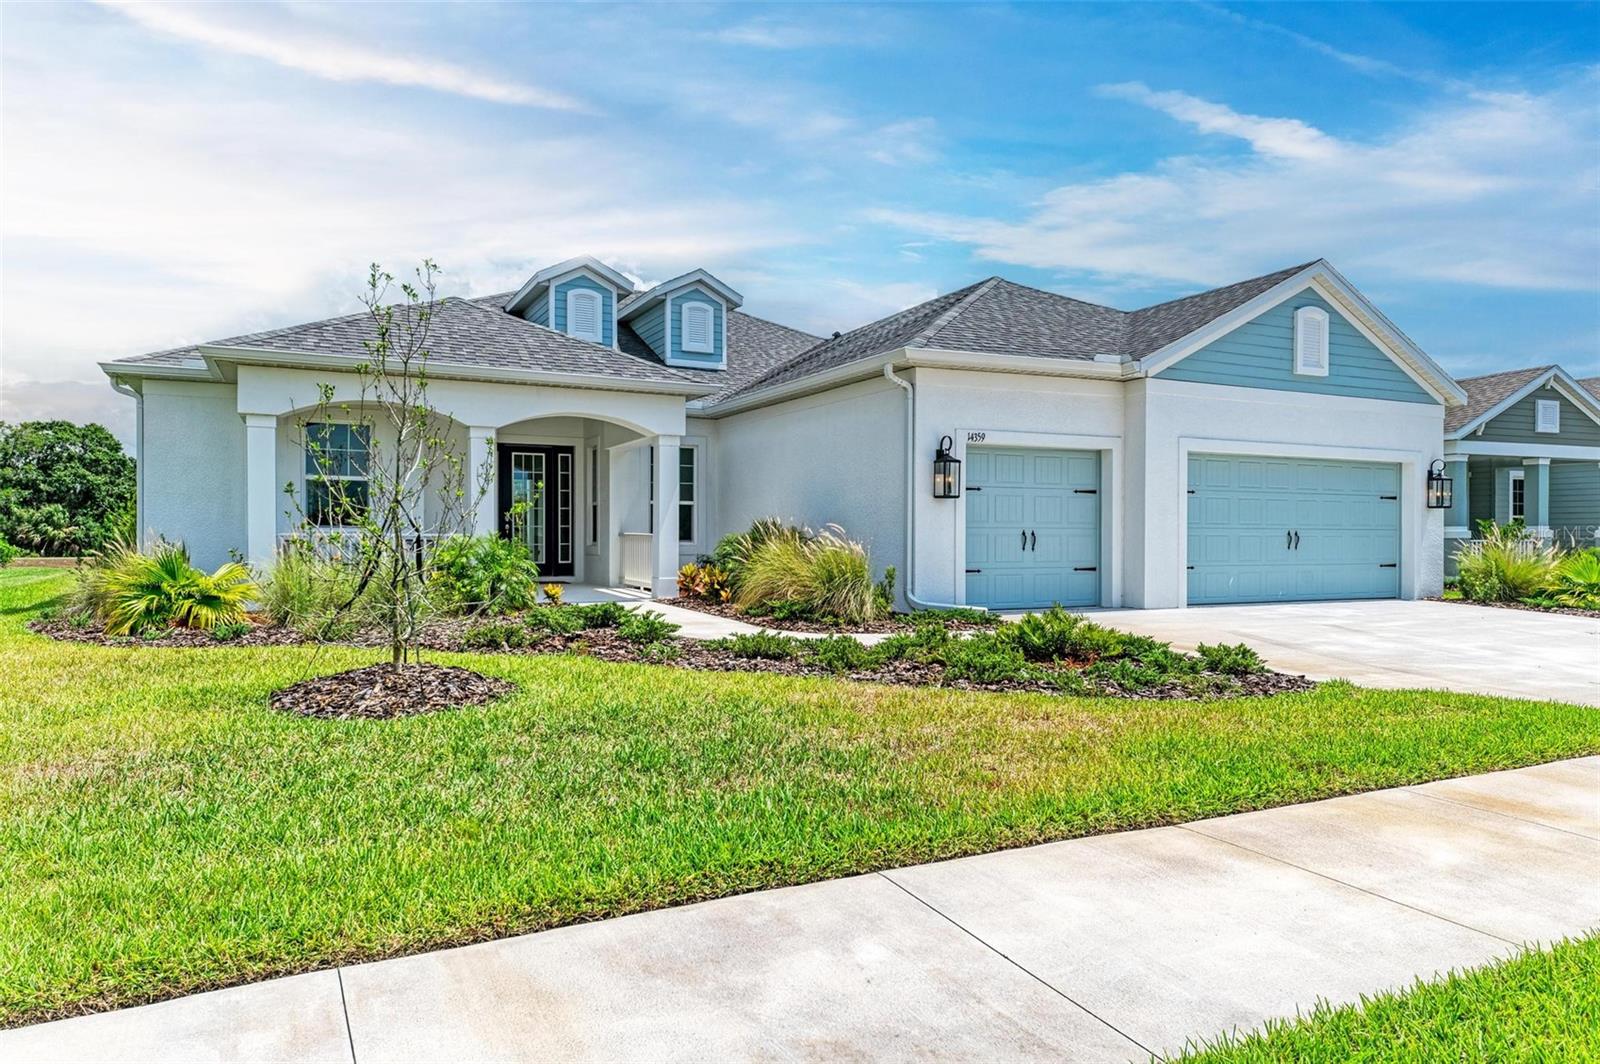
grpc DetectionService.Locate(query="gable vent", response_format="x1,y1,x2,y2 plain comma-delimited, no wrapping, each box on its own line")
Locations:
1293,305,1329,377
1535,398,1560,434
567,289,602,343
681,301,715,354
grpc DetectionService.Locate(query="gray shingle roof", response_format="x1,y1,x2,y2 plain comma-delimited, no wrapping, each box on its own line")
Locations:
711,262,1319,407
1580,377,1600,400
1445,365,1554,434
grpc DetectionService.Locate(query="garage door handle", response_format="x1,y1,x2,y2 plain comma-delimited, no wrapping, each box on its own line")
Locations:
1021,530,1027,550
1292,531,1300,550
1286,530,1292,549
1030,531,1036,551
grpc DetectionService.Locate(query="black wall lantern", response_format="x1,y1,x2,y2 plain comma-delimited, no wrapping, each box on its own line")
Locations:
1426,459,1453,510
933,435,962,498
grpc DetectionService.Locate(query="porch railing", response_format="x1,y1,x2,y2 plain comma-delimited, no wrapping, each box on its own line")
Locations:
277,530,443,567
619,532,652,588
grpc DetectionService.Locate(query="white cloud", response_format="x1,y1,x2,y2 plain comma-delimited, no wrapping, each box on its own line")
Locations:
871,78,1599,293
93,0,587,110
672,80,939,166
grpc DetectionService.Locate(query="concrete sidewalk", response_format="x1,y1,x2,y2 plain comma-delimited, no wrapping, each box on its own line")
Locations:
7,758,1597,1062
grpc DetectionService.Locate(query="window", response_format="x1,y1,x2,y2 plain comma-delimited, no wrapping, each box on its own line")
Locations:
587,446,599,545
678,446,696,543
304,422,370,526
1293,305,1329,377
680,301,715,354
1535,399,1560,434
1510,469,1525,520
566,289,603,343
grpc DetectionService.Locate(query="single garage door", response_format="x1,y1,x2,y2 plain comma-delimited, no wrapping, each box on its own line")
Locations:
1187,453,1400,605
966,447,1100,609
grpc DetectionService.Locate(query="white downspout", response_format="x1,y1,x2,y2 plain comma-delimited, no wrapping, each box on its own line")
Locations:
110,377,144,544
883,363,979,613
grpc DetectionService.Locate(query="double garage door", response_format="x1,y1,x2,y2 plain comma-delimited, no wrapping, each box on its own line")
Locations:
964,447,1401,609
1187,453,1400,605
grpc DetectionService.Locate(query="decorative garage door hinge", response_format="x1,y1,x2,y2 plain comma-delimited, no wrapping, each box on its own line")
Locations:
1379,563,1398,568
1379,494,1398,500
1073,488,1098,494
965,568,982,574
1074,566,1098,572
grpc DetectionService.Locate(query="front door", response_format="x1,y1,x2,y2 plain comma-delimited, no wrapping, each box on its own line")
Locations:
498,444,575,578
965,447,1101,609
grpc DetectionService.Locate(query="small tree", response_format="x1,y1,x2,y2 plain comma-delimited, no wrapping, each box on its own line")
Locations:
284,261,493,668
0,420,135,555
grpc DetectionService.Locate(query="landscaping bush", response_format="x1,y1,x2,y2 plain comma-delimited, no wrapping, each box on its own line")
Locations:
261,548,367,635
1197,641,1266,676
677,562,733,603
733,521,885,625
1543,549,1600,610
720,631,803,660
463,620,533,650
76,542,255,635
617,609,680,644
1455,522,1560,603
0,538,19,567
541,582,564,606
577,601,628,628
808,634,879,673
210,620,251,642
429,536,540,615
523,605,587,636
907,605,991,627
1001,605,1083,662
940,636,1033,685
708,517,793,591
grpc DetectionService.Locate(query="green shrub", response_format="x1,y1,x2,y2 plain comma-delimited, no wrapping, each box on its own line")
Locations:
941,635,1032,685
809,634,879,673
678,562,734,603
77,542,255,635
577,602,628,628
618,609,681,644
463,620,532,650
1086,657,1165,691
430,536,540,615
1001,605,1082,662
732,521,884,625
907,606,991,627
1456,526,1560,603
721,631,803,660
210,620,251,642
0,538,20,566
709,517,793,591
636,640,681,663
1197,641,1266,675
524,605,586,636
260,548,364,634
875,623,953,664
1545,550,1600,609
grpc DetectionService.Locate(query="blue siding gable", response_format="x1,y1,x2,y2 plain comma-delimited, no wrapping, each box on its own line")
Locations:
550,275,614,347
1156,290,1437,405
632,302,666,358
521,298,548,327
669,286,725,368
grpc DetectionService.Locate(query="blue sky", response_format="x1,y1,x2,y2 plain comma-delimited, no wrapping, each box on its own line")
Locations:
2,1,1596,442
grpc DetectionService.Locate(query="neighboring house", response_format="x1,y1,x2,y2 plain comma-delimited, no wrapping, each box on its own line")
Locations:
1442,365,1600,567
102,256,1466,610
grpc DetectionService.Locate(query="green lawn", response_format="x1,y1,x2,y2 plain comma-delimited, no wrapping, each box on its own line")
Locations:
3,566,1597,1027
1177,934,1600,1062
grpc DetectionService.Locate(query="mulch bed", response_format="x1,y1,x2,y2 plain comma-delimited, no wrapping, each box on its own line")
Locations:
665,597,997,633
1432,597,1600,620
31,616,1313,701
270,663,514,720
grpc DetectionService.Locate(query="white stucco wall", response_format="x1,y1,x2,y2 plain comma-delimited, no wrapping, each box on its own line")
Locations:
1131,378,1447,607
910,368,1127,606
711,377,906,585
141,380,247,571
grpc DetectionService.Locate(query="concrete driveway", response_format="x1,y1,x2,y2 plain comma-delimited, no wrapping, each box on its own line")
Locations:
5,757,1596,1062
1086,599,1599,705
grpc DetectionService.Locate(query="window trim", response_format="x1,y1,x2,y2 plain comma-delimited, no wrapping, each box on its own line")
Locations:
680,300,716,354
1292,305,1330,378
302,421,372,528
1534,398,1561,434
565,288,604,343
1509,468,1526,520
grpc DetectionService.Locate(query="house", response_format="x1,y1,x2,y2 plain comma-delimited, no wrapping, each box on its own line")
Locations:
1442,365,1600,567
102,256,1468,610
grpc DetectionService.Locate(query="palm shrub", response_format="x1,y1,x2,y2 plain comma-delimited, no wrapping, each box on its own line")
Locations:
77,542,255,635
429,535,540,616
1455,524,1560,603
1545,549,1600,609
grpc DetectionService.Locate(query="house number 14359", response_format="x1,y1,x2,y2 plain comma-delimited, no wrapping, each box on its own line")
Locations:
966,432,986,443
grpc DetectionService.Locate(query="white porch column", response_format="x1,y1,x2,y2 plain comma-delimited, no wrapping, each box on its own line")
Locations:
651,435,680,597
467,426,497,536
243,413,278,568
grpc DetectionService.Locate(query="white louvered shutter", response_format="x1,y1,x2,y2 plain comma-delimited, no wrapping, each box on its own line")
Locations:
1293,306,1329,376
682,302,714,353
1535,399,1560,433
567,290,601,342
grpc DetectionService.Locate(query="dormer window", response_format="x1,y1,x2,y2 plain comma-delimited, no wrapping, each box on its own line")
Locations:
681,301,715,354
566,289,602,343
1293,305,1329,377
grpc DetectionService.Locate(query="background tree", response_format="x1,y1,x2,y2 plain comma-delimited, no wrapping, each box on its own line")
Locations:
0,421,135,555
285,260,492,669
